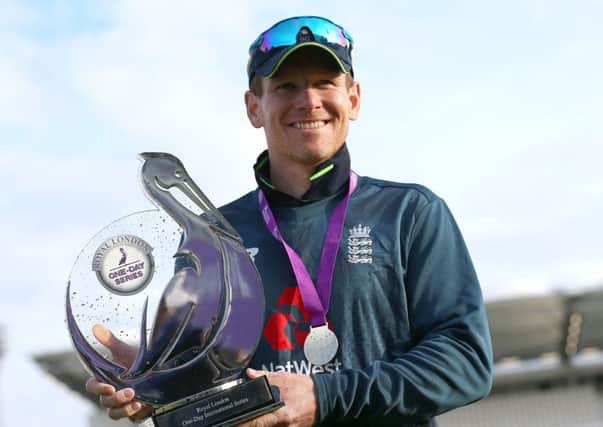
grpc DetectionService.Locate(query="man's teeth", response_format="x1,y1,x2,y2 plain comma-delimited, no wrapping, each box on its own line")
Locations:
293,120,327,129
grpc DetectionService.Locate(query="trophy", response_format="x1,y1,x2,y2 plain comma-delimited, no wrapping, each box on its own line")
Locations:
66,153,282,426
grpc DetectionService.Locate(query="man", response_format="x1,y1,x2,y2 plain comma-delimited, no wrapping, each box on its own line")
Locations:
87,16,492,426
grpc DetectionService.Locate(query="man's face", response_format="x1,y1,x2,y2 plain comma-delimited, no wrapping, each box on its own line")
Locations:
245,58,361,169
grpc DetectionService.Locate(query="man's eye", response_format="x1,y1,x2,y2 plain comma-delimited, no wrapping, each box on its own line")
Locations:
277,83,296,91
316,80,334,87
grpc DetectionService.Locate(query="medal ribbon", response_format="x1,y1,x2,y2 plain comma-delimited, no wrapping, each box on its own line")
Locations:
258,172,358,327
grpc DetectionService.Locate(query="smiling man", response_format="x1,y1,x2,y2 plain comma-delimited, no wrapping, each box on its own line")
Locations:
245,47,360,200
88,16,493,426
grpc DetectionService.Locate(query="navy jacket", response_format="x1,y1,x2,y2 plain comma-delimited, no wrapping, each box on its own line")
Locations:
219,170,493,426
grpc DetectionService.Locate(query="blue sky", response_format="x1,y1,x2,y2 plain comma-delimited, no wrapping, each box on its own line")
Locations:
1,1,602,426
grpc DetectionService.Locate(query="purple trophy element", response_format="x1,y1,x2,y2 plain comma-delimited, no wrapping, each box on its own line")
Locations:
118,248,127,266
66,153,265,406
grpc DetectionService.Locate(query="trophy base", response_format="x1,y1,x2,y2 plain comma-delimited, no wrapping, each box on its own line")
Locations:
151,376,283,427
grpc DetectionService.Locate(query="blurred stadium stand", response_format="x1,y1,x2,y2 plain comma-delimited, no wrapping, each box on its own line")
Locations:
35,288,603,426
440,288,603,426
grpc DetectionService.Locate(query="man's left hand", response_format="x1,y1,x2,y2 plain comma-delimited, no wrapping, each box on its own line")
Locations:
238,368,318,427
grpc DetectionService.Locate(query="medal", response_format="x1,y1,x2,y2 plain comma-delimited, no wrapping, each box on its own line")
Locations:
304,324,339,366
259,172,358,365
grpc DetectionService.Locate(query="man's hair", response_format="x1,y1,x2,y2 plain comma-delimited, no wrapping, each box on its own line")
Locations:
249,74,354,97
248,47,355,97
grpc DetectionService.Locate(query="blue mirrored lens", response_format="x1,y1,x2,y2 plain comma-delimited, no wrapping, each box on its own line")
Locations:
256,17,352,53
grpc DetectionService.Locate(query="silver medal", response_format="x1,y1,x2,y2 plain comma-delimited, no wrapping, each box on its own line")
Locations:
303,324,339,366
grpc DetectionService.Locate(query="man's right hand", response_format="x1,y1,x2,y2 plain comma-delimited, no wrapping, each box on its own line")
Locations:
85,324,153,421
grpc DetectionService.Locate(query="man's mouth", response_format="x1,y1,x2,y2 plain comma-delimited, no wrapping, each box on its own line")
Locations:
291,120,329,129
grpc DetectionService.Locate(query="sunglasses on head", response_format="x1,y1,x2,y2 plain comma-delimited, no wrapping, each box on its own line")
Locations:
249,16,354,56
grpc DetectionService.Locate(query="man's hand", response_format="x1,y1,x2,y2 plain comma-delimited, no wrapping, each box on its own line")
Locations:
236,368,318,427
91,324,137,367
85,379,153,420
85,324,152,421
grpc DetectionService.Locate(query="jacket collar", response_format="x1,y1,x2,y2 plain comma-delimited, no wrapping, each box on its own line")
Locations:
254,144,351,206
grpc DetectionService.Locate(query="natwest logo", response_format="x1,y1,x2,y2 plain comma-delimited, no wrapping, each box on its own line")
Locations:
263,287,311,351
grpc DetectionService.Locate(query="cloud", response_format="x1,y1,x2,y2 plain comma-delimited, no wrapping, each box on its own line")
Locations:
482,256,603,301
0,0,35,28
0,150,149,217
64,1,254,137
0,40,44,124
52,1,272,206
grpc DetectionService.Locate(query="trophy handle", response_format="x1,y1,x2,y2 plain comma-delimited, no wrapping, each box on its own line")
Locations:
65,281,126,382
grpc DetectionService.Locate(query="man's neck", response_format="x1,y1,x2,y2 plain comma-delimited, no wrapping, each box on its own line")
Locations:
269,158,314,199
254,145,350,203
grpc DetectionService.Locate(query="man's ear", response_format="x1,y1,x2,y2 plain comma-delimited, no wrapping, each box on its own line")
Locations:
348,81,361,121
244,90,263,128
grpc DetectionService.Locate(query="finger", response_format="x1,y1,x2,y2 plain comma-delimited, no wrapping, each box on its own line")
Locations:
247,369,285,388
100,388,136,409
107,400,144,420
235,410,281,427
246,368,269,379
92,324,121,349
85,378,115,396
128,405,154,421
92,324,134,365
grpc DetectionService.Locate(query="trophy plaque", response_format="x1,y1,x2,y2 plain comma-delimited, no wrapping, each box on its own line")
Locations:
66,153,282,426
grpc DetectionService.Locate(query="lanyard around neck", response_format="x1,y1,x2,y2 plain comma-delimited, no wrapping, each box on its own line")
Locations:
257,172,358,327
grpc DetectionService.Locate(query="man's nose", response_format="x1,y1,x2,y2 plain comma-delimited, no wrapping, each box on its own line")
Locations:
296,87,322,111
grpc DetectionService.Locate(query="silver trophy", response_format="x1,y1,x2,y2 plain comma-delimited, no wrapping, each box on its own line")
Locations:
66,153,281,426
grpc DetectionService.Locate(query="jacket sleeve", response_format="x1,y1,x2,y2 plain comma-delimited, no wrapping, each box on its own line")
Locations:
312,197,493,425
